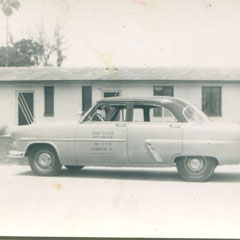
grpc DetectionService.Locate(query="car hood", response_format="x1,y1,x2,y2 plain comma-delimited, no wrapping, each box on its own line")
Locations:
10,121,78,139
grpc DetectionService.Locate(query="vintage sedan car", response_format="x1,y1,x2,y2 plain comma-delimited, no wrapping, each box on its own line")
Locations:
8,96,240,181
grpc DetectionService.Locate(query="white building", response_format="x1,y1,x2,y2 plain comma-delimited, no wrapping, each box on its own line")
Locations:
1,67,240,129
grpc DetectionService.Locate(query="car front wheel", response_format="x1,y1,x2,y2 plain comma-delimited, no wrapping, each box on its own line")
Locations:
29,146,62,176
176,156,217,182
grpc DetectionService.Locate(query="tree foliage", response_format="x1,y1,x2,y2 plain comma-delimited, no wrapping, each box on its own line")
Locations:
33,23,66,67
0,0,20,17
54,23,66,67
0,30,67,67
0,0,66,68
0,0,21,66
0,39,43,67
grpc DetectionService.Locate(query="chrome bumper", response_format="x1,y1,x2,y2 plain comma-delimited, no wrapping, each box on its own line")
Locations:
8,150,26,159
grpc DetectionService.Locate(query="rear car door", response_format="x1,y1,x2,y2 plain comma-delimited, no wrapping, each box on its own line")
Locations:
127,102,183,164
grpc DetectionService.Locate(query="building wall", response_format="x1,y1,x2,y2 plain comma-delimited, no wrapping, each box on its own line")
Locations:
39,83,83,123
221,84,240,124
1,81,240,131
0,84,15,129
0,83,84,129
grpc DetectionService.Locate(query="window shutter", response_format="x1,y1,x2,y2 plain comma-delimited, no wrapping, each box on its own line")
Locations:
202,87,221,116
44,86,54,116
82,86,92,113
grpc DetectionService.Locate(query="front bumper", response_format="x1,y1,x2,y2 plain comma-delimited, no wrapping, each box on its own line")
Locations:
8,150,26,159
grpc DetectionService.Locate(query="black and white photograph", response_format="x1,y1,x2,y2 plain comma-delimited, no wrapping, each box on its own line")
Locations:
1,0,240,238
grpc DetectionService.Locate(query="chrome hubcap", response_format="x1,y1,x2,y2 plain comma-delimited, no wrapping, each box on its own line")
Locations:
38,153,52,168
187,158,203,172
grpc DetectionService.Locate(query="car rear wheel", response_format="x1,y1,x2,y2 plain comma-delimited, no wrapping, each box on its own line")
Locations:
176,156,217,182
29,146,62,176
64,165,84,172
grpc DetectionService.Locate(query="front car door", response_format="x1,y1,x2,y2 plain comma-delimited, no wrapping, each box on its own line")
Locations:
75,102,129,165
127,102,183,164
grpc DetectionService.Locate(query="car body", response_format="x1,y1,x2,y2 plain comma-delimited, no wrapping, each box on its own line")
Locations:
8,96,240,181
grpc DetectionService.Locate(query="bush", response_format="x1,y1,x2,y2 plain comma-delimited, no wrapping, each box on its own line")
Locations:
0,124,8,136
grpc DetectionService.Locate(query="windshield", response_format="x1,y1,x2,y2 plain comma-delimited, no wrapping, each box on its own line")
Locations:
183,104,209,122
81,102,97,121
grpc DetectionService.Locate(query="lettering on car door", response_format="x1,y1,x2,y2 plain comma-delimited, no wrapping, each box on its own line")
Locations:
75,103,128,163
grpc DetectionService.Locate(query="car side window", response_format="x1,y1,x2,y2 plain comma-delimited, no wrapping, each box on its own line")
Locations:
85,104,127,122
150,107,177,122
133,104,177,122
133,108,144,122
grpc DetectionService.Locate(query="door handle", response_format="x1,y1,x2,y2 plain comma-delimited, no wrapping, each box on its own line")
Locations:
116,123,127,127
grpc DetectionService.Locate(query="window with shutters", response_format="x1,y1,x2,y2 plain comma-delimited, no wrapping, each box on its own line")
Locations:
202,87,222,116
44,86,54,116
82,86,92,113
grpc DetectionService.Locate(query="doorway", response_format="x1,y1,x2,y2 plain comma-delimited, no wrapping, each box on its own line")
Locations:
18,92,34,125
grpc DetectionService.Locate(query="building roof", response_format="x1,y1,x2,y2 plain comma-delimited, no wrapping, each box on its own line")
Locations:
0,67,240,82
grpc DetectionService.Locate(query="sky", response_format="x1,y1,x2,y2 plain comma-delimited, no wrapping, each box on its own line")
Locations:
0,0,240,68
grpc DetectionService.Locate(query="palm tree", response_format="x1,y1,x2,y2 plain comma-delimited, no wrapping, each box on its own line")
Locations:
0,0,21,66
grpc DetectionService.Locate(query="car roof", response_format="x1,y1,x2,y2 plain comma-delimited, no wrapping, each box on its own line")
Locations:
96,96,189,122
98,96,187,105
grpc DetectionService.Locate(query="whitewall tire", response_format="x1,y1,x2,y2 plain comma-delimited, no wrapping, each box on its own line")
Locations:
29,146,62,176
176,156,217,182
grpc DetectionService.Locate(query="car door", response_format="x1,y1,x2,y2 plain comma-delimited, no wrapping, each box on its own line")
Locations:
127,102,183,164
74,102,128,164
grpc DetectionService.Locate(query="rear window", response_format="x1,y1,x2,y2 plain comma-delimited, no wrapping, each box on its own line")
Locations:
183,105,209,122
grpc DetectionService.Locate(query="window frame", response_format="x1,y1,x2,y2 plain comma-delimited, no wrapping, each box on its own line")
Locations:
16,90,35,125
102,90,122,98
153,86,174,97
202,86,222,117
44,86,54,117
130,102,179,123
83,102,131,123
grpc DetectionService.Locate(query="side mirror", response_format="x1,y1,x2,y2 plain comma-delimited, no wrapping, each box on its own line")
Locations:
77,111,84,122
